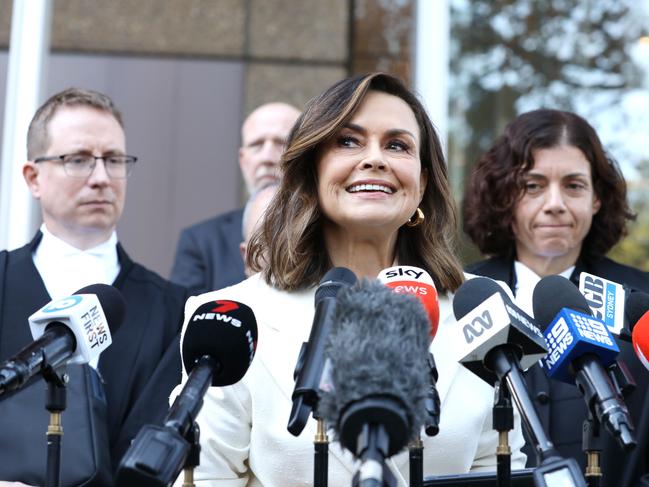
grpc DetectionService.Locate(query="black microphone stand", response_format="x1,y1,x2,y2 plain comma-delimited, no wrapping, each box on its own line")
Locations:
583,415,603,487
409,353,440,487
493,379,513,487
314,415,329,487
43,365,68,487
581,360,636,487
288,343,329,487
487,348,586,487
408,436,423,487
181,422,201,487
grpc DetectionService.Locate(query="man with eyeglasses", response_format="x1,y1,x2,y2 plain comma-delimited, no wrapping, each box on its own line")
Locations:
0,88,186,486
170,102,300,295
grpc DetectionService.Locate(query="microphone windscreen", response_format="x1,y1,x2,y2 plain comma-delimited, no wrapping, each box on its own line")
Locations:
74,283,126,333
318,279,429,446
452,277,503,320
315,267,357,305
632,311,649,371
533,275,591,331
626,291,649,331
182,300,258,386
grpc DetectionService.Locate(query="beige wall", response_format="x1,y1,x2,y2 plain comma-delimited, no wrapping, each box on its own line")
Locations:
0,0,352,277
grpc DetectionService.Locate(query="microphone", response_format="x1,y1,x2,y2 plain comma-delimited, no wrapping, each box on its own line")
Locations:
377,265,439,338
632,313,649,371
578,272,629,339
318,279,429,487
452,278,554,451
533,275,636,449
0,284,125,397
378,265,440,436
453,277,547,386
628,292,649,371
117,299,258,487
287,267,357,436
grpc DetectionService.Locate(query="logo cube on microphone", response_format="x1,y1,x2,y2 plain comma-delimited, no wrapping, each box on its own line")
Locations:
579,272,625,335
542,308,619,383
29,294,112,364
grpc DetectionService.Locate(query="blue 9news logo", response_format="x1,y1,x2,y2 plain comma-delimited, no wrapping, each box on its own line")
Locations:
42,295,82,313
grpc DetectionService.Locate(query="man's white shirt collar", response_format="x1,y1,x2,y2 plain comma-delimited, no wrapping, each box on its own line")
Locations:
33,225,120,300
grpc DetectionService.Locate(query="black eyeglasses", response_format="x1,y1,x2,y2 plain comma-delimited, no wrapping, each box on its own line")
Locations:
34,153,137,179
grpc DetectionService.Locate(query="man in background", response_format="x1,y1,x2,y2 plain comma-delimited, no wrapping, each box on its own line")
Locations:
170,102,300,295
0,88,186,486
239,183,278,277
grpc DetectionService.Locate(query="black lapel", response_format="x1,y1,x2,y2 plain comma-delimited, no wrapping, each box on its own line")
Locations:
0,233,51,360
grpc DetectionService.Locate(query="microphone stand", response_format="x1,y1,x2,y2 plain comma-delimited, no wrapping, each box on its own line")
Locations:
493,379,513,487
408,436,423,487
487,348,586,487
580,361,634,487
43,365,68,487
314,416,329,487
409,353,441,487
182,422,201,487
582,415,602,487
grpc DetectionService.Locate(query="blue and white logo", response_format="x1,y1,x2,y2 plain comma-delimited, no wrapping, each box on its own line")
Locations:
42,295,82,313
570,312,615,346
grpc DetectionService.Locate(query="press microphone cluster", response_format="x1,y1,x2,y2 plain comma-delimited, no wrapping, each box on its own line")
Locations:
453,277,585,486
533,275,636,450
117,299,258,487
318,279,430,487
0,284,125,398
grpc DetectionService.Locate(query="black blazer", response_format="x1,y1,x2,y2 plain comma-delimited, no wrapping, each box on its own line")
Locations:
466,255,649,487
0,233,187,479
170,208,246,296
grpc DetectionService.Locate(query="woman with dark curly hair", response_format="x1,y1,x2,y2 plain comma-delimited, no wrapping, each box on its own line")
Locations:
464,108,649,487
171,73,527,486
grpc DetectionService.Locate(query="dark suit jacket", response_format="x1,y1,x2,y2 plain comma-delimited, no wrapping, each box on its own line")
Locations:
170,208,246,296
0,233,187,484
466,255,649,487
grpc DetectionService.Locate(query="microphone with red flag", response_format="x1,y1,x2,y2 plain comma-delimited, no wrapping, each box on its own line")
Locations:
627,292,649,371
378,265,440,436
377,265,439,339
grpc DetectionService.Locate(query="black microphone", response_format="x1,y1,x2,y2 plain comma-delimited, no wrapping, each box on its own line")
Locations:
318,279,429,487
287,267,357,436
452,278,558,457
0,284,125,397
116,299,258,487
533,275,636,450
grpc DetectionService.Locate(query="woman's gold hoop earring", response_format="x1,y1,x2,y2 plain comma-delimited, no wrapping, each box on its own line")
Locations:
406,207,424,227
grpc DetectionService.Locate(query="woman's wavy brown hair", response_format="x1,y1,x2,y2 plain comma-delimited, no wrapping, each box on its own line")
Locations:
247,73,464,292
463,108,634,259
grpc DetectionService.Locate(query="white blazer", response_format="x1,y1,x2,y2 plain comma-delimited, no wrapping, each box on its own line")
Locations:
175,274,526,486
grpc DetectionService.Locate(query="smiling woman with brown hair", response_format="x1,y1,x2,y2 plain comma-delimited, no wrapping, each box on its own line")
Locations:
175,73,526,486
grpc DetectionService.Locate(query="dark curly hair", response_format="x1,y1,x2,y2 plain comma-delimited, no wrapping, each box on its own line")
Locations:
463,108,634,259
